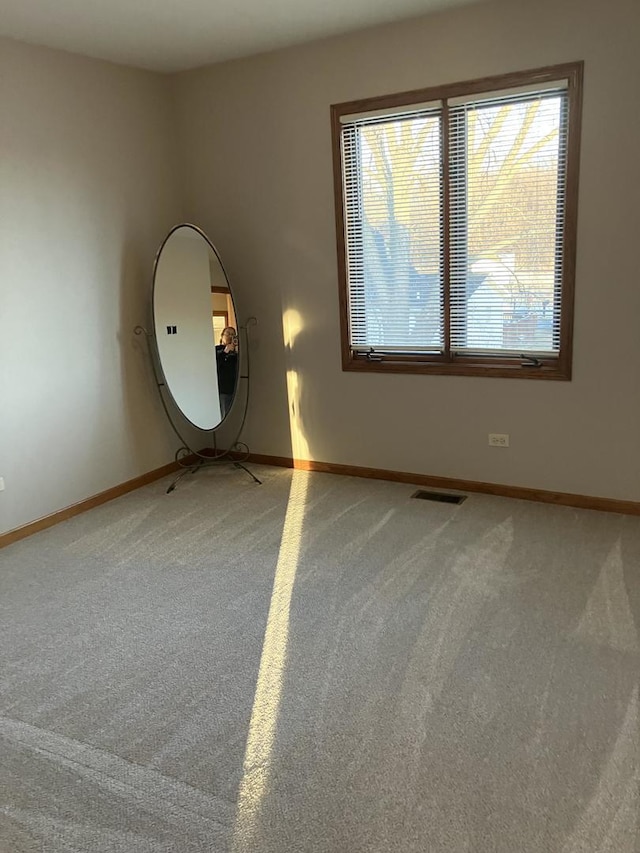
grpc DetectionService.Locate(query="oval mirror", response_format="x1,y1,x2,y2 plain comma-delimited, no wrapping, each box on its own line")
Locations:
152,224,239,430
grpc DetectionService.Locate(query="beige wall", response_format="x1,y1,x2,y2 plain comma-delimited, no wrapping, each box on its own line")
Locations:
2,0,639,537
172,0,640,501
0,37,182,535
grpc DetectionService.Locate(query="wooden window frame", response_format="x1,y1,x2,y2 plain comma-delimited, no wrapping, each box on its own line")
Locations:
330,62,583,381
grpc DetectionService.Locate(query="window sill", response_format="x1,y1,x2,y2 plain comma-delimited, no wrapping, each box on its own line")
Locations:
343,353,571,380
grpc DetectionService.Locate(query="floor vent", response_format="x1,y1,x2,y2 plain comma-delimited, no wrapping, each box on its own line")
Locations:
411,489,467,505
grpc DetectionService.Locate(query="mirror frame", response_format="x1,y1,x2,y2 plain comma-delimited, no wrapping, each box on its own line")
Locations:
151,223,239,431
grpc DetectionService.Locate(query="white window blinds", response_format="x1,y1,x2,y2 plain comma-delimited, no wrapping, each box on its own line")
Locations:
341,109,444,352
340,80,570,358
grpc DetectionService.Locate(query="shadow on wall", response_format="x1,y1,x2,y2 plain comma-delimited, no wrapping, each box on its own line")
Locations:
119,240,177,470
230,309,293,462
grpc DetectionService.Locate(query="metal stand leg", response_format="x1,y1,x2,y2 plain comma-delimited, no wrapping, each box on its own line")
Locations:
167,460,203,493
233,462,263,485
166,458,262,492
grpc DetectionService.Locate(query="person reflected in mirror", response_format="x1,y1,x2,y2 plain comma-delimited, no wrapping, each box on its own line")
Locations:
216,326,239,418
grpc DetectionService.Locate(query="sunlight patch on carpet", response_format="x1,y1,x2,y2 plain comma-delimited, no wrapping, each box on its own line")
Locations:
231,470,309,851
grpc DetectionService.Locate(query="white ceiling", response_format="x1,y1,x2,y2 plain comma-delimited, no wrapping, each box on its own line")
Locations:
0,0,485,73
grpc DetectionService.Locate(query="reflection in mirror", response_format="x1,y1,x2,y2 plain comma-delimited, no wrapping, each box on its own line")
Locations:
152,225,239,430
216,325,239,419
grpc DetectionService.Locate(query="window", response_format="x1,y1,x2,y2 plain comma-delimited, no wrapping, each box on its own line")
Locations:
331,63,583,379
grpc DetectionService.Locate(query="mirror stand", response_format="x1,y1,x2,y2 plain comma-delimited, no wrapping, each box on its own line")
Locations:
134,317,262,493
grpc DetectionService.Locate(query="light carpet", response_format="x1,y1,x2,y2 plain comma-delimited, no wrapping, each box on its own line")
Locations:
1,465,639,852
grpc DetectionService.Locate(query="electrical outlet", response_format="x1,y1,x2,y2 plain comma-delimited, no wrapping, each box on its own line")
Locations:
488,433,509,447
0,477,5,491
